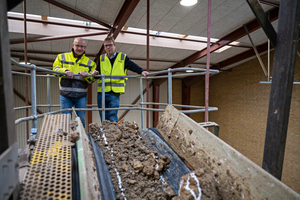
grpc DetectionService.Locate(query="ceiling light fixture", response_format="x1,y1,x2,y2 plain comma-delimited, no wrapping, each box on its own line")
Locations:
19,57,31,65
180,0,198,6
186,65,194,73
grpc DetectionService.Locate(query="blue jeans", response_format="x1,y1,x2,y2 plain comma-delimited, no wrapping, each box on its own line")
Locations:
60,95,87,127
97,92,120,122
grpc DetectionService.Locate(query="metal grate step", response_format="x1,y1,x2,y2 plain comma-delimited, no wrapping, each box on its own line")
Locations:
20,114,72,200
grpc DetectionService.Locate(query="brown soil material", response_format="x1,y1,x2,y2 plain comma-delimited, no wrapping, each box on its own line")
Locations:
89,120,243,200
89,121,177,200
173,168,241,200
70,130,80,143
70,120,78,131
157,106,250,200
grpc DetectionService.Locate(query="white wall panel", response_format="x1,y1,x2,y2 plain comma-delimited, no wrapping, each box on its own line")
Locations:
13,75,60,148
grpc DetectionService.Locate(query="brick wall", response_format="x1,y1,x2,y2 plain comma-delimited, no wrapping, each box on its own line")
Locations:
173,51,300,193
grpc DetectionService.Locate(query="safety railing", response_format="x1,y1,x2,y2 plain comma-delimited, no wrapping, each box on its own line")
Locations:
11,58,219,130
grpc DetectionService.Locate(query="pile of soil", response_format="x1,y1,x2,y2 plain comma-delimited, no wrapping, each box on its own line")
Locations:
89,121,177,200
89,120,240,200
173,168,239,200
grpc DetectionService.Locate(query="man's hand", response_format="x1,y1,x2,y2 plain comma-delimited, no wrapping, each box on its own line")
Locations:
92,70,99,77
142,71,149,77
79,71,87,77
66,70,74,78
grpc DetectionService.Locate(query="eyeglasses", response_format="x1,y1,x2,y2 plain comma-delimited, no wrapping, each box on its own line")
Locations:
104,44,114,48
74,44,86,48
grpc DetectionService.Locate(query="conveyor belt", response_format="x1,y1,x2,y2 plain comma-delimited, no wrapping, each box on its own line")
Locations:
88,128,191,200
140,128,192,192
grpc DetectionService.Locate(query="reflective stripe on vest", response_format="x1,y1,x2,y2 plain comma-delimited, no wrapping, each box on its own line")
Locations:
98,82,125,87
79,59,93,72
54,66,61,71
61,53,74,65
59,86,87,93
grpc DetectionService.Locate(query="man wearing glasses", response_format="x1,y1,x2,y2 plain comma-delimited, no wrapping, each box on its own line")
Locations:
53,37,96,127
92,36,149,122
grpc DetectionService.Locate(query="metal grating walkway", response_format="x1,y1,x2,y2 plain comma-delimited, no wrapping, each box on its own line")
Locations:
20,114,72,200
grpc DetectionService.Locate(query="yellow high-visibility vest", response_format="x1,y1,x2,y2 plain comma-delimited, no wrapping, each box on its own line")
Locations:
53,51,96,98
97,53,127,94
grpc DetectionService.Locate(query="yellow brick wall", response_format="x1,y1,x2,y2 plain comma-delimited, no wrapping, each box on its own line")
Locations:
174,51,300,193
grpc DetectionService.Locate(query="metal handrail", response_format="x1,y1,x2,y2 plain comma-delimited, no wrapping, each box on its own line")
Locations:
12,58,219,129
14,104,138,111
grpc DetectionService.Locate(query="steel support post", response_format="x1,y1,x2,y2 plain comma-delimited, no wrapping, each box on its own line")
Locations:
246,0,277,47
47,74,51,112
146,0,150,128
182,80,191,117
152,81,159,127
23,0,29,141
31,65,37,128
168,68,172,105
101,75,105,123
268,40,270,82
262,0,300,180
205,0,212,122
0,0,20,199
87,84,93,129
140,78,144,129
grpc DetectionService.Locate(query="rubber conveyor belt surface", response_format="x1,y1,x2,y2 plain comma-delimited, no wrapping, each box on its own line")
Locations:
87,128,191,200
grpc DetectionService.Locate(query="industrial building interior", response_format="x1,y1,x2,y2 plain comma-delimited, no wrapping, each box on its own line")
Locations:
1,0,299,199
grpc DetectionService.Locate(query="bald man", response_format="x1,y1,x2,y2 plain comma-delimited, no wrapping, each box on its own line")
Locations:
53,37,96,127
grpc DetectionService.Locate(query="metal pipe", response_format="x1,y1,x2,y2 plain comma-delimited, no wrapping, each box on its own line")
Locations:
15,106,219,125
268,39,270,82
146,0,150,128
12,71,55,77
12,67,218,79
31,64,37,128
24,0,29,140
140,78,144,129
15,116,34,125
181,108,218,114
205,0,212,122
145,67,219,76
140,102,206,109
101,74,105,123
14,103,138,110
14,106,32,110
141,72,218,79
168,68,172,105
244,25,268,76
47,74,51,112
260,81,300,84
12,60,219,77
